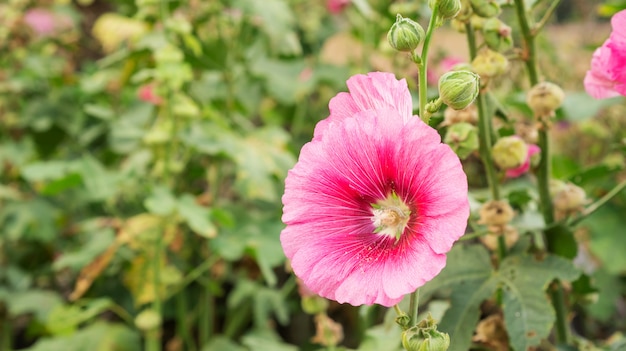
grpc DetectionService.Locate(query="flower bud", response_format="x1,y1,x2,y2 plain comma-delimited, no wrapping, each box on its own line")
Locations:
456,0,473,22
477,200,514,227
388,14,425,52
471,49,508,79
482,18,512,52
553,182,587,212
301,295,329,314
444,122,479,159
311,314,344,347
402,314,450,351
526,82,565,118
469,0,501,18
438,70,480,110
429,0,462,21
135,309,162,331
492,136,528,170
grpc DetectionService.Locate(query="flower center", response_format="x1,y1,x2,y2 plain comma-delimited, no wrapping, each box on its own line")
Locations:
371,192,411,242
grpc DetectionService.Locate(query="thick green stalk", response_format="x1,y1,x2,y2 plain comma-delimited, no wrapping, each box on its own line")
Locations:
465,22,500,201
513,0,568,344
570,179,626,226
176,292,197,351
417,7,439,124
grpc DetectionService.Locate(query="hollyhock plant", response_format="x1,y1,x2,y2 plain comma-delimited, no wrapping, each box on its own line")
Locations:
584,9,626,99
281,72,469,306
505,143,540,178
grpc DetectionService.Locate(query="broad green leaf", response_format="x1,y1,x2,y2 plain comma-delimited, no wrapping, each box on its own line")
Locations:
144,186,177,216
21,321,140,351
241,330,298,351
177,194,217,238
21,160,70,182
585,205,626,274
202,336,247,351
545,224,578,259
499,254,580,351
6,290,63,321
560,92,622,122
46,298,116,335
75,155,120,201
422,245,497,351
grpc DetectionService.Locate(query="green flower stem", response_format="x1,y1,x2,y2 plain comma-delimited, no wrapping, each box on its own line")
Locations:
176,292,197,351
465,22,500,201
569,178,626,227
513,0,568,344
147,230,165,351
409,288,420,327
417,6,439,124
1,310,11,351
532,0,563,35
199,281,213,348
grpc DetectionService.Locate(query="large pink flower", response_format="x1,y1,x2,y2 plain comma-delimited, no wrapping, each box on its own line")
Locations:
584,10,626,99
281,72,469,306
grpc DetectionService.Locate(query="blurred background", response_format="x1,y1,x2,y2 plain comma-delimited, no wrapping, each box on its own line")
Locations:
0,0,625,350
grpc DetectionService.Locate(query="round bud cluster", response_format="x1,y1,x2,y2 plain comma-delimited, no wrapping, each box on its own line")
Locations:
469,0,501,18
402,314,450,351
492,136,529,171
526,81,565,121
429,0,462,21
438,70,480,110
387,14,425,52
471,49,509,80
482,18,512,52
551,180,588,219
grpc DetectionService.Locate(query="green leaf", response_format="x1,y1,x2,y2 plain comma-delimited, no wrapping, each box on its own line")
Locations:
499,255,580,351
421,245,497,351
560,92,622,122
545,224,578,259
144,186,177,216
6,290,64,321
53,227,116,272
585,205,626,274
177,194,217,238
241,330,298,351
21,321,140,351
46,298,116,335
202,336,247,351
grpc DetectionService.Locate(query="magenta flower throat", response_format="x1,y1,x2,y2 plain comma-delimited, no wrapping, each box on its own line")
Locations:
281,72,469,307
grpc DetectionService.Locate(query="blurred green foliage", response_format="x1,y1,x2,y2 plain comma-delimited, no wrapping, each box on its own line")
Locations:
0,0,625,351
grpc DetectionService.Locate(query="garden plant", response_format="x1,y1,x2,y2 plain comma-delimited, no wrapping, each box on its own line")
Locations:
1,0,626,351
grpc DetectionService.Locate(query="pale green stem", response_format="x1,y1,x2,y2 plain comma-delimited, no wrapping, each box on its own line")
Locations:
409,288,420,327
417,6,439,124
532,0,563,35
569,178,626,227
514,0,569,344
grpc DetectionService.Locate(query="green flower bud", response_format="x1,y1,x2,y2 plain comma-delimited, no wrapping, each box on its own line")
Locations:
469,0,501,18
438,70,480,110
482,18,513,52
388,14,425,52
553,182,587,212
471,49,509,79
444,122,479,159
492,136,528,170
456,0,473,22
526,81,565,118
135,309,162,331
301,295,329,314
402,314,450,351
428,0,462,21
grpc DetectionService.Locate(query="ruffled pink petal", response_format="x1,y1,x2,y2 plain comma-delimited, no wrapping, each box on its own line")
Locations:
584,69,621,99
610,10,626,45
313,72,414,140
282,108,468,306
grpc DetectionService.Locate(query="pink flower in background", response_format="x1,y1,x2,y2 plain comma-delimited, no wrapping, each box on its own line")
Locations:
506,143,540,178
138,84,163,105
23,8,73,37
584,10,626,99
281,72,469,306
327,0,351,14
427,56,464,85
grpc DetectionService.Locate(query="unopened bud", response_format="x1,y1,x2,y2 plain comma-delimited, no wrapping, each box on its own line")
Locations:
429,0,462,21
479,225,519,251
301,295,329,314
553,182,587,212
402,314,450,351
526,82,565,118
469,0,501,18
471,49,508,79
456,0,473,22
482,18,512,52
388,14,425,52
311,314,344,347
438,70,480,110
444,122,479,159
477,200,514,227
135,309,162,331
492,136,528,170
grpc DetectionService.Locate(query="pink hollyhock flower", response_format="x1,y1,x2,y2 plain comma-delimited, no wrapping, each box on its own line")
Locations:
584,10,626,99
505,143,540,178
23,8,73,37
138,84,163,105
281,72,469,306
327,0,351,14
